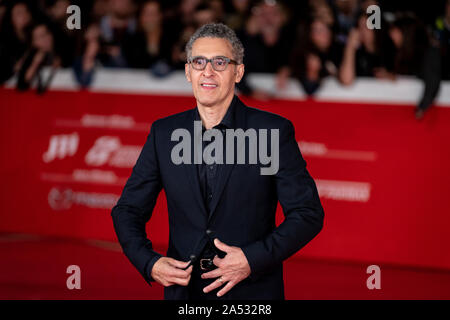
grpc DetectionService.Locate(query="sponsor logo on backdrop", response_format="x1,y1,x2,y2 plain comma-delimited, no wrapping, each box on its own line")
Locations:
81,114,136,129
298,141,377,161
43,133,79,163
41,170,127,186
54,114,150,131
315,179,371,202
48,187,119,210
85,136,141,168
72,169,121,184
41,134,139,187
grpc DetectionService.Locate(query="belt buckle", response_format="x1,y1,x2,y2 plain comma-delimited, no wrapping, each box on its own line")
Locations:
200,258,213,271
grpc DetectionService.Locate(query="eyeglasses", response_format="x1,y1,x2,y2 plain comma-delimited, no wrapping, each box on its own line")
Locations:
189,56,238,71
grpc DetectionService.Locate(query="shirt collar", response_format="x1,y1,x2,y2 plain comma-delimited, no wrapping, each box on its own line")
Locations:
194,95,237,130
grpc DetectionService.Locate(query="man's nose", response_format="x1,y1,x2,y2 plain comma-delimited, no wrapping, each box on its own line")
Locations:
202,60,215,76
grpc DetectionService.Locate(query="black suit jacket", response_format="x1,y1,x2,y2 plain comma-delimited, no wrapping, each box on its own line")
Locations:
111,95,324,299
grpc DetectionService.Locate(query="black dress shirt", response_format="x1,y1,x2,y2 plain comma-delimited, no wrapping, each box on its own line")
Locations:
194,96,236,215
193,96,237,260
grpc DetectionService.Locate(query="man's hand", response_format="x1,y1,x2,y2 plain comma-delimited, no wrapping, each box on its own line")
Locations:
201,239,251,297
151,257,193,287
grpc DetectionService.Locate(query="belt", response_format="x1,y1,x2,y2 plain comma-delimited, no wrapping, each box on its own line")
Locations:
191,236,225,273
199,258,216,272
195,244,219,272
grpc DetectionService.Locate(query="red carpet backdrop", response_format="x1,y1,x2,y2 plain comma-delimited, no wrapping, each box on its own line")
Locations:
1,87,450,299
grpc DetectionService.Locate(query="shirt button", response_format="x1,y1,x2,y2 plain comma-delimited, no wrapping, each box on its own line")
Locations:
206,229,212,235
208,194,213,199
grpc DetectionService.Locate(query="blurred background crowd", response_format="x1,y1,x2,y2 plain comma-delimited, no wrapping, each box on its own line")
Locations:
0,0,449,116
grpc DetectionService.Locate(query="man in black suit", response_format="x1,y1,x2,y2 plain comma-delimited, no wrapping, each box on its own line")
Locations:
111,23,324,300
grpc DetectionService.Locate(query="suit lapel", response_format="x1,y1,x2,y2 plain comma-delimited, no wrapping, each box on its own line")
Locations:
208,97,247,221
180,109,208,218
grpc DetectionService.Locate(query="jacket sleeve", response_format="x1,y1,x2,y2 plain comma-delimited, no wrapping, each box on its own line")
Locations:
242,119,324,277
111,121,163,284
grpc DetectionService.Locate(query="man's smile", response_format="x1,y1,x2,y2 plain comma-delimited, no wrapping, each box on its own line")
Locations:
200,82,218,89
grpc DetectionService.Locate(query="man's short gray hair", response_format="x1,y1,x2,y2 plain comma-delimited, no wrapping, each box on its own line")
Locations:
185,23,245,64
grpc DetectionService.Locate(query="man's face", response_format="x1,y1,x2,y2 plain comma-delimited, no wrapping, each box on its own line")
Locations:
185,37,244,108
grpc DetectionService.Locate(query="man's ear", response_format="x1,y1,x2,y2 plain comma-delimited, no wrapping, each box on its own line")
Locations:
235,64,245,83
185,63,191,82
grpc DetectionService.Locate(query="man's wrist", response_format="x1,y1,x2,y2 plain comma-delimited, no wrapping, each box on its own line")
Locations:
147,255,163,282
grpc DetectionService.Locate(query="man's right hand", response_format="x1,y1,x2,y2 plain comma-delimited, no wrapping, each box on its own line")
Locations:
151,257,193,287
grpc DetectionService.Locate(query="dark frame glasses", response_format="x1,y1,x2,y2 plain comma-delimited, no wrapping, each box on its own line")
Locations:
189,55,239,71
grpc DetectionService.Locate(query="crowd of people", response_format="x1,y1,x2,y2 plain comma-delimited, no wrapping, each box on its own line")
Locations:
0,0,449,118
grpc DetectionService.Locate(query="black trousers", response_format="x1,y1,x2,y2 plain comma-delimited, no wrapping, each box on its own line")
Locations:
186,239,230,300
187,265,227,300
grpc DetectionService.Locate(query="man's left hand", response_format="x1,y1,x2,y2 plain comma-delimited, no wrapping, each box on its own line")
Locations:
201,238,251,297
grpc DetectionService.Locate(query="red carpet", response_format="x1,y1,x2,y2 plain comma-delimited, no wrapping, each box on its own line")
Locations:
1,233,449,300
